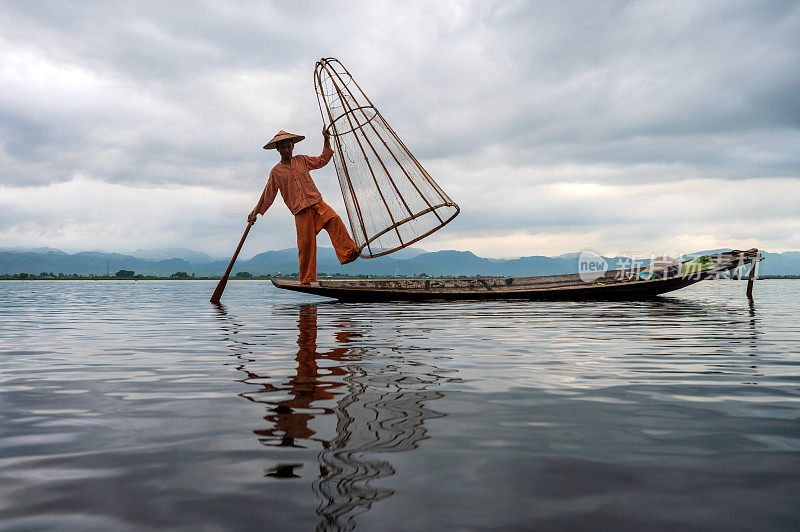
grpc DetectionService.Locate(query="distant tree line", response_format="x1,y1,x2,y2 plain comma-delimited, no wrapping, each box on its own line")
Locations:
1,272,81,279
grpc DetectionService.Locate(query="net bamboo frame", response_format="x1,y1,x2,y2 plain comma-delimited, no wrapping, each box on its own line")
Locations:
313,58,459,259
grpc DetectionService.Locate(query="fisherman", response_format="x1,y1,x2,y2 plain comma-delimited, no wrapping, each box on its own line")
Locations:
249,129,360,285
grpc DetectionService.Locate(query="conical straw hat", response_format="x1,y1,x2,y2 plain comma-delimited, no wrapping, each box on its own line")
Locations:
263,130,305,150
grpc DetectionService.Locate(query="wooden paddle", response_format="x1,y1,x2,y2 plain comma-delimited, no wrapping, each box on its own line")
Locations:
210,221,254,303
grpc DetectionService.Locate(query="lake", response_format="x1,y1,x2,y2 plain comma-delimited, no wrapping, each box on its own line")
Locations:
1,280,799,530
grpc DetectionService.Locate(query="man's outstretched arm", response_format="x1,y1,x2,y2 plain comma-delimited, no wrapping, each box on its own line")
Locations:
248,175,278,223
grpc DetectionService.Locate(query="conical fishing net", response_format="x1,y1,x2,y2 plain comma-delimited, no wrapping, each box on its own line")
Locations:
314,58,459,258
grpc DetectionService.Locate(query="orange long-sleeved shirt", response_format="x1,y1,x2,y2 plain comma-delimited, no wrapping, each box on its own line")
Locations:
258,146,334,215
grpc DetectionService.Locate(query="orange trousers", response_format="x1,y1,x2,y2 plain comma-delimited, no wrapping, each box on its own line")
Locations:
294,200,359,283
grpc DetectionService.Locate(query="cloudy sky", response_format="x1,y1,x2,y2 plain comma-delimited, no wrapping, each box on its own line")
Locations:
1,0,798,259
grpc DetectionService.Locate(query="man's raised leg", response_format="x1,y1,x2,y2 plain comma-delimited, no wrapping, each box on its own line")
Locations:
322,215,359,264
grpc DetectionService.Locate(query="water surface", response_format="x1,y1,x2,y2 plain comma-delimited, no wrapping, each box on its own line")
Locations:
1,280,799,530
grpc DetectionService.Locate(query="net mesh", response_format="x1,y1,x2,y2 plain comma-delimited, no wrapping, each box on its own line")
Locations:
314,58,459,258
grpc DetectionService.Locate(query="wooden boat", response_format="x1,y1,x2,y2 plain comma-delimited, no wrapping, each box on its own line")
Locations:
271,249,763,302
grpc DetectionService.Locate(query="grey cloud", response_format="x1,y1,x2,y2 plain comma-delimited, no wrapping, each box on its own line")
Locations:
386,1,800,175
1,1,799,256
2,0,799,189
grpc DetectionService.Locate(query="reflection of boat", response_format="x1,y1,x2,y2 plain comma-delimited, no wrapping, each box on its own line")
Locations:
213,303,449,530
272,249,764,301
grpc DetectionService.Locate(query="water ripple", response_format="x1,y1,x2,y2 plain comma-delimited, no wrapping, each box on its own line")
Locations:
1,280,799,530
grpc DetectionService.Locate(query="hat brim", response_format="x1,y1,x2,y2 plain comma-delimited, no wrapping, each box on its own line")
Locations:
263,134,305,150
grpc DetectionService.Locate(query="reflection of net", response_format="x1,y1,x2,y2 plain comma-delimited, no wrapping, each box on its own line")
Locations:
314,367,445,530
314,58,459,258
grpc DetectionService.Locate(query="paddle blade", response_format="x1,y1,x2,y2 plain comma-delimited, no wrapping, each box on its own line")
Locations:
209,221,253,303
210,277,228,303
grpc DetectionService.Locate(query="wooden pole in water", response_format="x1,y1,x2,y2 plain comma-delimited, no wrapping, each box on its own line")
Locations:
746,258,757,299
210,221,254,303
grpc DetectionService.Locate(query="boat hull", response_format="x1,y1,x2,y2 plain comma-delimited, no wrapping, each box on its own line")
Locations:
270,274,704,302
265,249,762,302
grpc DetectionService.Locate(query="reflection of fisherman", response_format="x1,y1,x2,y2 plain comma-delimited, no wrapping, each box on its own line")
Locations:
248,129,360,285
217,302,446,529
255,305,355,448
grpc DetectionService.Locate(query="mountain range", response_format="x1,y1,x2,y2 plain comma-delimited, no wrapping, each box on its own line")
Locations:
2,247,798,277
